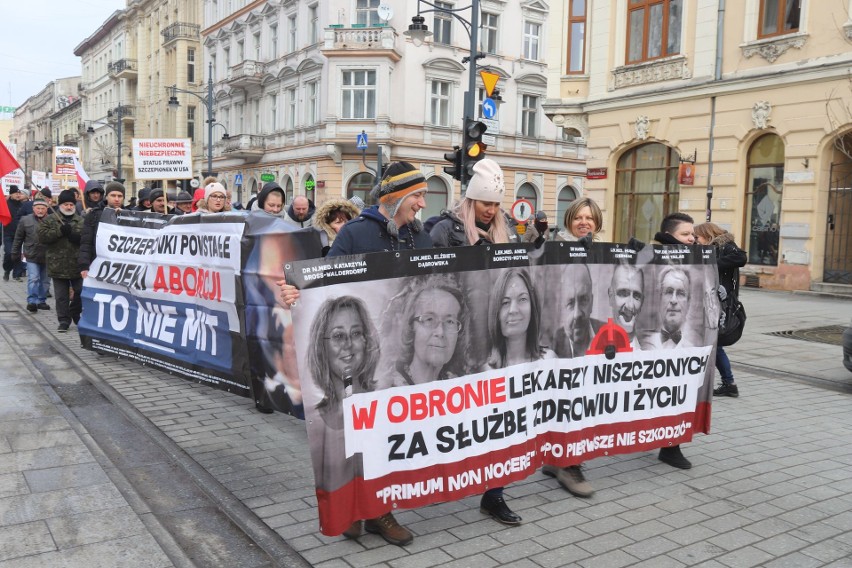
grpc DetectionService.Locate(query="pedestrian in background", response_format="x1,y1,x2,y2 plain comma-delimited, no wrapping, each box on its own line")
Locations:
196,182,230,214
694,221,747,398
38,190,84,332
554,197,602,244
3,185,27,281
313,197,361,256
12,194,50,312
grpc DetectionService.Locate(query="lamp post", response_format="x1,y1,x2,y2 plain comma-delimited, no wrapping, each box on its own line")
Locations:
86,104,128,182
167,62,215,177
405,0,482,186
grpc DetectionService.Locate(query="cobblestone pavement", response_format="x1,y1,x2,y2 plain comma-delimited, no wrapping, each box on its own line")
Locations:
2,277,852,567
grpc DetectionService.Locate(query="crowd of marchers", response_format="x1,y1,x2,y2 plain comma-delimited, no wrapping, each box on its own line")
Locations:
2,158,746,548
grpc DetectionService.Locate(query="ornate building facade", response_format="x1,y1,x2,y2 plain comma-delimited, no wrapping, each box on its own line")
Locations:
544,0,852,291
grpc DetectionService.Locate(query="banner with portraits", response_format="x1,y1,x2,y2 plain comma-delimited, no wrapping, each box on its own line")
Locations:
285,241,720,536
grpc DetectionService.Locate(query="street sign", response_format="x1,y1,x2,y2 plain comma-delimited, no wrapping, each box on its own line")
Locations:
510,199,534,223
480,70,499,98
356,132,368,150
482,98,497,119
260,173,275,182
234,173,243,185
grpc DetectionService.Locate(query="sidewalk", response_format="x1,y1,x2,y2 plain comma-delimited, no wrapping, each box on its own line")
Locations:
1,278,852,567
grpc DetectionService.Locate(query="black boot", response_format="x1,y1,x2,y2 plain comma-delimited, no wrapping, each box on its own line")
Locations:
480,492,522,525
659,445,692,469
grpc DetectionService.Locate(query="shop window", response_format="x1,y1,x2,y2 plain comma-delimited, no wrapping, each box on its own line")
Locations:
517,182,538,212
556,186,578,227
745,134,784,265
347,172,377,206
424,176,449,220
614,143,681,243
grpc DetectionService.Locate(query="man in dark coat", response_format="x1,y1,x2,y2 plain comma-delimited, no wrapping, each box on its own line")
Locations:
79,180,104,213
12,195,50,311
38,190,84,331
79,181,125,279
3,185,27,281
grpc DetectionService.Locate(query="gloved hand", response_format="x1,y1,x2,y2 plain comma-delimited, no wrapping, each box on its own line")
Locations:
60,223,72,236
577,232,594,250
11,253,21,264
627,237,646,251
718,285,728,301
534,218,548,237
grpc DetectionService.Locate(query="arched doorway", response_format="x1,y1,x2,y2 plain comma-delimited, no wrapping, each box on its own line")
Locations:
556,185,578,227
517,182,538,212
615,143,680,243
347,172,377,206
824,132,852,284
745,134,784,266
424,176,449,219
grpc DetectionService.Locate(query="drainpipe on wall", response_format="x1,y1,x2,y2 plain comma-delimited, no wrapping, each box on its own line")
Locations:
706,0,726,221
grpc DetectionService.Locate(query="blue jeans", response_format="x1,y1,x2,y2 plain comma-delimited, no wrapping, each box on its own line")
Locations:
26,262,49,305
716,346,734,385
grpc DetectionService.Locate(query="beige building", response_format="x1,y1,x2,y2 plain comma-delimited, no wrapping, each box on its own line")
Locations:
544,0,852,291
202,0,583,216
10,78,81,186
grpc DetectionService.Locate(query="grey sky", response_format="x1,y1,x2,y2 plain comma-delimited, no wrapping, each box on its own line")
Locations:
0,0,126,110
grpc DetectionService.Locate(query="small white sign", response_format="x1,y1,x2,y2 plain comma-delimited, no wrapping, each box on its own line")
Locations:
132,139,193,180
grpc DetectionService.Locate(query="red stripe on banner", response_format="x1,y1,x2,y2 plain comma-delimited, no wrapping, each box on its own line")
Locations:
315,402,711,535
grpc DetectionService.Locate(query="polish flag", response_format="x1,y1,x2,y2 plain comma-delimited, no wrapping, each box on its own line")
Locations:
73,155,90,191
0,142,23,226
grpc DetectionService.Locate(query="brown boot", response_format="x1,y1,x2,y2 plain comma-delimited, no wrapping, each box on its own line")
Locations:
364,512,413,546
342,520,362,539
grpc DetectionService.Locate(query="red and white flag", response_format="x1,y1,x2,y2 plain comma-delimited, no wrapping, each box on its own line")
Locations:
0,142,23,226
73,155,90,192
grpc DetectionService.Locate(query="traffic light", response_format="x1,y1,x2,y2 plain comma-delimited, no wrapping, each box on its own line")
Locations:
443,146,462,181
463,119,488,180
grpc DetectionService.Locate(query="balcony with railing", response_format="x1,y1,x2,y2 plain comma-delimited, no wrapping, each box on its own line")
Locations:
107,58,138,79
221,134,264,162
161,22,200,45
226,60,265,88
322,26,400,60
108,105,134,123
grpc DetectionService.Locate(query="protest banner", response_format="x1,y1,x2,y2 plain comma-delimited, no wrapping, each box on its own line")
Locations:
79,208,252,394
78,208,324,406
1,142,24,194
132,138,192,180
285,241,720,535
54,146,81,178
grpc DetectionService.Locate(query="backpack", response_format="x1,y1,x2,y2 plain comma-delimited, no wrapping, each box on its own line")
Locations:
718,267,746,347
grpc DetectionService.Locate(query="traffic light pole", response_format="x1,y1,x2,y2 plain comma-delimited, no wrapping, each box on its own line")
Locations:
461,0,480,192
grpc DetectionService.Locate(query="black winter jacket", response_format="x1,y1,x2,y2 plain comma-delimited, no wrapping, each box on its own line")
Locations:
328,206,433,256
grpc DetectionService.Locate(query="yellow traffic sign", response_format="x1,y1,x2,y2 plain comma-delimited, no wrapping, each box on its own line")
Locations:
480,70,499,98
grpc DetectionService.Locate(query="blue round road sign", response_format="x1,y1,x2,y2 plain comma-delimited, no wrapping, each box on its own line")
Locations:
482,98,497,119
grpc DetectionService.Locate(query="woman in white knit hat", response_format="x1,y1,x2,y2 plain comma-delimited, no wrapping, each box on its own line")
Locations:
195,182,230,214
430,158,519,247
428,158,523,527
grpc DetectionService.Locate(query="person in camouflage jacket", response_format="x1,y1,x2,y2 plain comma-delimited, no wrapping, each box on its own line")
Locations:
38,190,84,332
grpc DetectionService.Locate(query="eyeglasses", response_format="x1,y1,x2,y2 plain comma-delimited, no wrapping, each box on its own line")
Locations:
209,194,226,200
324,329,365,348
413,314,462,333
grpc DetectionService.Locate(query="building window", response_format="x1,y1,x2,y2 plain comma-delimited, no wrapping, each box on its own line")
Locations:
424,176,449,219
567,0,586,73
521,94,538,137
237,39,245,60
235,102,244,133
221,106,230,133
253,32,261,60
187,47,196,83
309,5,319,44
430,80,451,126
288,15,297,51
357,0,381,26
269,93,278,132
481,12,498,54
517,183,538,212
745,134,784,265
223,46,230,70
307,81,319,124
342,70,376,119
287,87,297,129
523,21,541,60
284,176,294,204
348,172,378,206
270,25,278,59
304,173,315,200
253,99,260,132
556,186,579,226
614,143,681,243
627,0,682,64
434,2,453,45
759,0,800,38
187,106,196,141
